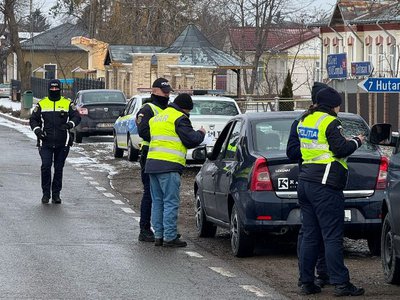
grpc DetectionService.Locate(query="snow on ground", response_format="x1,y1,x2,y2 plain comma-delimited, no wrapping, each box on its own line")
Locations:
0,97,39,111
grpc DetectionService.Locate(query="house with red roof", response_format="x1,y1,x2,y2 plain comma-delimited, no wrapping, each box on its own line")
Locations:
224,25,320,97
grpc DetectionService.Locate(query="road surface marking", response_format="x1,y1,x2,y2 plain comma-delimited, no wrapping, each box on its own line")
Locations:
209,267,236,278
84,176,94,180
133,217,140,222
240,285,269,298
89,181,99,185
185,251,203,258
75,168,84,171
103,193,115,198
121,207,135,214
112,200,124,205
80,172,88,175
96,186,106,191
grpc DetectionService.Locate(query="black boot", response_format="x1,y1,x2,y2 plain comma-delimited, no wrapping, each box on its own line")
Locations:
52,195,62,204
315,274,330,288
334,282,364,297
138,229,155,242
300,282,321,295
41,195,50,204
163,237,187,248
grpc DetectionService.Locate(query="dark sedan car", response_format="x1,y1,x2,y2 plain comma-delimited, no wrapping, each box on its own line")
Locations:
193,111,386,257
369,123,400,284
72,89,126,143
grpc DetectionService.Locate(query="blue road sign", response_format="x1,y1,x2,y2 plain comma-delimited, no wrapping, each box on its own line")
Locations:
327,53,347,79
358,78,400,93
351,62,372,76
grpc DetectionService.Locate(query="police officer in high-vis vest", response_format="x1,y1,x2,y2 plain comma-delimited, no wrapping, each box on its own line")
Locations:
145,93,205,247
30,79,81,204
136,78,171,243
297,87,365,297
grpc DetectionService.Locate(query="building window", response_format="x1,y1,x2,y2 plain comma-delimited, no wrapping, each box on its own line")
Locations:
390,44,396,75
378,44,384,76
366,44,373,64
44,64,56,80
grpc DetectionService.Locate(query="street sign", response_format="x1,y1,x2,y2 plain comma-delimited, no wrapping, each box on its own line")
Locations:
327,53,347,79
351,62,372,76
358,77,400,93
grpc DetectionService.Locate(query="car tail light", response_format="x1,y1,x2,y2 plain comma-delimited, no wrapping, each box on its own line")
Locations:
257,215,272,220
78,107,88,115
250,157,273,191
376,156,389,190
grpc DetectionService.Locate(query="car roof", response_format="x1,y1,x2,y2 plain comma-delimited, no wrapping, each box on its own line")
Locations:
79,89,124,94
238,111,366,122
130,93,234,101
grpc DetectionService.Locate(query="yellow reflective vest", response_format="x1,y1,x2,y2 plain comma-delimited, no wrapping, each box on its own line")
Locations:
147,107,187,166
140,103,163,147
297,111,347,170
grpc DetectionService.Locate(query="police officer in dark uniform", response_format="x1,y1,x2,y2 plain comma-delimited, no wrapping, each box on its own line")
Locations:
297,87,365,296
286,82,330,288
29,79,81,204
136,78,171,242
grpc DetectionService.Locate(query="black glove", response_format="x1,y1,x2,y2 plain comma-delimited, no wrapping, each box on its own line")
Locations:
60,122,73,130
34,128,46,140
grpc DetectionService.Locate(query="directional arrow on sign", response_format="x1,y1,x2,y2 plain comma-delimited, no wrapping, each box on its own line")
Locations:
358,77,400,93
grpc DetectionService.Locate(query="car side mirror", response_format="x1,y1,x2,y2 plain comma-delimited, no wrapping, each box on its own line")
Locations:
369,123,397,146
192,146,207,162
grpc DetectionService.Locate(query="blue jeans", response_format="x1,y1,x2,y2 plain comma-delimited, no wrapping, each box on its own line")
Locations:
149,172,181,241
39,145,70,197
298,180,350,285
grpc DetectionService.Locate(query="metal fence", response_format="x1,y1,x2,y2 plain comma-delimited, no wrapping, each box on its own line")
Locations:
236,97,312,113
30,77,105,100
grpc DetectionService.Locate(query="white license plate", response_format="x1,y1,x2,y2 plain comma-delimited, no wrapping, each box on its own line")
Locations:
97,123,114,128
344,210,351,222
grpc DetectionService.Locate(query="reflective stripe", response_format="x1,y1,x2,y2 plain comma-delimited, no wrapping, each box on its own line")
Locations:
149,146,186,158
303,153,332,163
314,114,329,128
301,142,329,150
152,135,181,142
322,163,331,184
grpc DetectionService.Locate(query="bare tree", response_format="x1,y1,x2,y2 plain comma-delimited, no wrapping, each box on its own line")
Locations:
1,0,31,91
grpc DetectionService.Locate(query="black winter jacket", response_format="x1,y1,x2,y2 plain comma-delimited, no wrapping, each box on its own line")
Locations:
295,107,362,190
29,97,81,147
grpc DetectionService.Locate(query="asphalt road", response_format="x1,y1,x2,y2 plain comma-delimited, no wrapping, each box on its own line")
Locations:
0,120,286,299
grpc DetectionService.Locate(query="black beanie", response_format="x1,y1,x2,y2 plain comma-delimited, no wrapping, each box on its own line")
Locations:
48,79,61,101
174,93,193,110
316,87,342,108
48,79,61,90
311,82,329,104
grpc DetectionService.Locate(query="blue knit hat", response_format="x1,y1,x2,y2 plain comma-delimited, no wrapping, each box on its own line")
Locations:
316,87,342,108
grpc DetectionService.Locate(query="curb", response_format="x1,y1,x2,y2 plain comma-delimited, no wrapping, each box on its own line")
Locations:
0,112,29,126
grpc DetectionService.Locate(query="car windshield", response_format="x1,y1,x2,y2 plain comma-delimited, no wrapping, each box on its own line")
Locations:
191,100,238,116
82,92,125,104
253,116,374,153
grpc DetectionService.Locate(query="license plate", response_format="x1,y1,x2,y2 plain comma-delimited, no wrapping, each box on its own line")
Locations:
344,210,351,222
97,123,114,128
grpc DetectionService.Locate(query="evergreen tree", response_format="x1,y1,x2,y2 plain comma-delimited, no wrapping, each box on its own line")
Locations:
279,70,294,111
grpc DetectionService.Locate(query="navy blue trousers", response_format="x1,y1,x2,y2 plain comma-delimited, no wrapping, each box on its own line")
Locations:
39,145,69,198
139,148,152,231
298,180,350,285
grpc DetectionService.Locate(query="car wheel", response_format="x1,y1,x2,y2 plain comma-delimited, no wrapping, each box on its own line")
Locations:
75,131,83,143
113,134,124,158
195,191,217,237
382,214,400,284
230,204,254,257
367,233,381,256
127,137,139,161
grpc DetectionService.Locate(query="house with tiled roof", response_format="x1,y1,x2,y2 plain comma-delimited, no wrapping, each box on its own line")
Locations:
225,25,320,97
6,23,89,82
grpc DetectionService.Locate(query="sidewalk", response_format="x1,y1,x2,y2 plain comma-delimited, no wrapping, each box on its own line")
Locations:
0,97,39,125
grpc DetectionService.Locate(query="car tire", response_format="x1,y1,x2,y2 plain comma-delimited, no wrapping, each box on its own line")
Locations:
75,131,83,143
195,191,217,237
113,134,124,158
230,204,254,257
127,137,139,161
367,233,381,256
382,214,400,284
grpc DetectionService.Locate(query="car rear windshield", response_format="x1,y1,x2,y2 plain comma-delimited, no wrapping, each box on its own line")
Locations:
82,92,125,104
191,100,239,116
253,116,374,153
